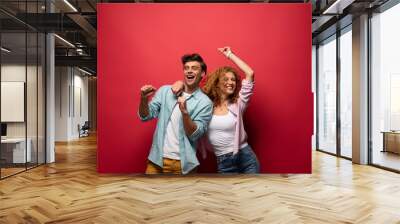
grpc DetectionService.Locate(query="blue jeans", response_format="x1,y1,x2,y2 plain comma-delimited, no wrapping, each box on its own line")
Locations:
216,145,260,174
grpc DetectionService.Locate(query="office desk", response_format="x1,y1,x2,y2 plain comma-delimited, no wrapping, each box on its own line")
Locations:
1,138,32,163
382,131,400,154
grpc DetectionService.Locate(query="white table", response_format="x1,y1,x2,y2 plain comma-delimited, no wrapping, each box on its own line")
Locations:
1,138,32,163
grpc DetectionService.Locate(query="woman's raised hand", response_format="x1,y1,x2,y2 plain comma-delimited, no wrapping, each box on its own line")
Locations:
217,46,233,58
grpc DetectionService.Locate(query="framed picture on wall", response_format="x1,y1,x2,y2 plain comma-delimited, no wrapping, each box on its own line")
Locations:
1,81,25,122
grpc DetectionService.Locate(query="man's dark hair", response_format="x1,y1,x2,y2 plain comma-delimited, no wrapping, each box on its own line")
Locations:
181,53,207,74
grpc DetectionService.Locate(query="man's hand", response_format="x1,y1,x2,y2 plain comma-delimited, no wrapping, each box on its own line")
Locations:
171,81,184,97
177,96,188,115
217,46,233,58
140,85,156,98
139,85,156,119
178,96,197,137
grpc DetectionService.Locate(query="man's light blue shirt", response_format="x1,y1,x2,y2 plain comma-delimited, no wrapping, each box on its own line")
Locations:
139,85,213,174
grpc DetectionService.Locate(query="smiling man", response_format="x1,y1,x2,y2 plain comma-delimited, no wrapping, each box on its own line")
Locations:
138,54,213,174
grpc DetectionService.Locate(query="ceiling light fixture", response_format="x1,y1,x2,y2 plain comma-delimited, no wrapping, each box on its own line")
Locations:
54,34,75,48
323,0,354,15
1,47,11,53
63,0,78,12
78,67,93,76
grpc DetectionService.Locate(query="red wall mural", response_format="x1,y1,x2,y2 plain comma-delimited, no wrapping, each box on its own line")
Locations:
98,3,313,173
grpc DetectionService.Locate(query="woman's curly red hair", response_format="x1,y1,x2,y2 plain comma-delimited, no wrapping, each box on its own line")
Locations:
202,66,241,107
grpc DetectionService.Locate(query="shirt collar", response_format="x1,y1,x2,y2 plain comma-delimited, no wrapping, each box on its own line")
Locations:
185,87,202,100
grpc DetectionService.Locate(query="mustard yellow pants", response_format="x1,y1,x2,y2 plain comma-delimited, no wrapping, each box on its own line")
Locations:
145,158,182,174
145,158,197,174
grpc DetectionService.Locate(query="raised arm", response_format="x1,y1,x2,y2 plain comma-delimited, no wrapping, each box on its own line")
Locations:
139,85,156,118
218,47,254,82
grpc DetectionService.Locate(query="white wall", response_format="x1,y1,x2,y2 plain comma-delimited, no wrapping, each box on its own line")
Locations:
55,66,89,141
312,45,316,151
55,66,70,141
72,72,89,138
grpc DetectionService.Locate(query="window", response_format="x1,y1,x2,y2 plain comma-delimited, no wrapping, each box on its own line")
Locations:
371,2,400,171
317,35,337,154
339,27,352,158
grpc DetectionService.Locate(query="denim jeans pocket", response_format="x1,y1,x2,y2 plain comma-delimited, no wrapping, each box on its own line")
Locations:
217,153,238,173
216,152,233,164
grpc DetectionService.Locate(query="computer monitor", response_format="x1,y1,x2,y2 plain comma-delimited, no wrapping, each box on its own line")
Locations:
1,123,7,137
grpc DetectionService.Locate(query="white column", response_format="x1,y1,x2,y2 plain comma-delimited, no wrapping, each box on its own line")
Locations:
46,1,55,163
352,14,369,164
46,33,55,163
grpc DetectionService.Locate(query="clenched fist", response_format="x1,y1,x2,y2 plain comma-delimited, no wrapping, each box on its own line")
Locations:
217,46,233,58
177,96,188,115
140,85,156,98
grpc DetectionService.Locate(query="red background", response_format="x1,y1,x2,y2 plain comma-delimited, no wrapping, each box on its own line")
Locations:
97,3,313,173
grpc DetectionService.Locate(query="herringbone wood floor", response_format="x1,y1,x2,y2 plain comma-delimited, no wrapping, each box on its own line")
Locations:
1,134,400,224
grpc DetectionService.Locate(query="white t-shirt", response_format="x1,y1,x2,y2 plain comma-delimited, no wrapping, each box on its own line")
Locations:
163,92,191,160
207,111,237,156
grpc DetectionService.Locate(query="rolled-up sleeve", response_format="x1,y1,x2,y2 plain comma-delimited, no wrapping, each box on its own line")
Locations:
239,79,254,103
138,86,165,121
239,79,254,112
188,103,213,142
